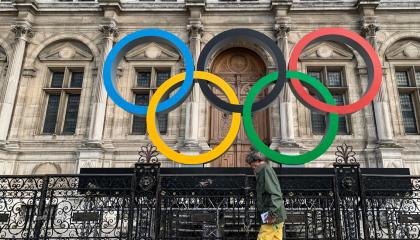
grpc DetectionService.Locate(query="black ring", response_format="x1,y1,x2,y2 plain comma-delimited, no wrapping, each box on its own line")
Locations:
197,28,287,113
290,35,375,113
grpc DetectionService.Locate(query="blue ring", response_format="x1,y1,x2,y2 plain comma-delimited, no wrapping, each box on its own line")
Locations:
103,29,194,115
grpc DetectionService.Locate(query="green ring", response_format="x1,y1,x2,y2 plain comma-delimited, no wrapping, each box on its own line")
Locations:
243,71,339,165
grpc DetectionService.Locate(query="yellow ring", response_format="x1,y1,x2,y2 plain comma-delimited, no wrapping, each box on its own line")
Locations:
146,71,241,165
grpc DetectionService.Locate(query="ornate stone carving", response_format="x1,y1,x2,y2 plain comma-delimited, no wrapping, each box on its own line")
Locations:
144,45,162,59
300,42,353,60
386,40,420,60
38,42,93,61
187,23,204,38
316,45,333,58
58,46,76,59
403,45,420,58
11,23,33,40
228,54,248,72
274,21,291,39
99,22,119,39
125,42,179,61
361,17,380,38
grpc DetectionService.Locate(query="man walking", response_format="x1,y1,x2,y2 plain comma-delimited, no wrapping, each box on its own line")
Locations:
246,151,287,240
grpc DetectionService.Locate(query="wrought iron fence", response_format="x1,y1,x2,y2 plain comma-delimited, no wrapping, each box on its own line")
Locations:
0,144,419,239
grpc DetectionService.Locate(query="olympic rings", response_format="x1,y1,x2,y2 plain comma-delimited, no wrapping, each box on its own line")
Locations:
103,29,194,116
146,71,241,165
243,71,339,165
197,28,286,113
103,27,383,165
288,28,382,114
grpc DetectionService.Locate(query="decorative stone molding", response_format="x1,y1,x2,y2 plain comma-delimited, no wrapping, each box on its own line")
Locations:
99,22,119,40
361,17,380,38
274,21,291,39
385,41,420,60
38,42,93,62
300,42,354,61
21,67,36,77
125,42,179,61
32,162,62,175
187,23,204,38
11,23,33,40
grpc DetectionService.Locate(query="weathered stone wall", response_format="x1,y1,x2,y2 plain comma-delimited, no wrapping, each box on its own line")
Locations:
0,0,419,175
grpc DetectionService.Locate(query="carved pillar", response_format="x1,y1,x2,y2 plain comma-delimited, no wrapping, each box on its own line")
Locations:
87,22,119,144
0,23,32,143
361,19,394,143
182,1,206,154
271,1,301,167
77,22,118,172
274,20,297,146
358,2,403,168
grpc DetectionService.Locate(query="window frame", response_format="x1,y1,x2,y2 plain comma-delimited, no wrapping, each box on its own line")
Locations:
306,65,352,135
130,64,175,136
40,66,85,135
393,64,420,135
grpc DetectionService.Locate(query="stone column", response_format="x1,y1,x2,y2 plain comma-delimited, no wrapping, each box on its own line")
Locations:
0,23,32,144
181,1,205,155
360,15,403,168
87,22,119,145
78,22,118,172
274,20,297,147
182,23,203,152
271,1,301,167
362,20,394,143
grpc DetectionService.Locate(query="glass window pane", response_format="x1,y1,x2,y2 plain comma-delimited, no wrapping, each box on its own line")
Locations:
310,93,326,134
156,70,171,87
157,114,168,135
308,71,322,81
333,94,349,134
137,72,151,87
43,95,60,133
62,94,80,134
311,112,326,135
132,94,149,134
70,72,84,88
399,93,418,134
51,72,64,88
327,71,342,87
155,94,169,134
396,71,410,87
415,71,420,86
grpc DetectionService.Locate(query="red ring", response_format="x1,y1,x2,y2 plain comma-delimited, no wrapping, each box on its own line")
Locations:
288,28,382,115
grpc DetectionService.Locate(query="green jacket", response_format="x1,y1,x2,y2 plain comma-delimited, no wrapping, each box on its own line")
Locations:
255,163,287,224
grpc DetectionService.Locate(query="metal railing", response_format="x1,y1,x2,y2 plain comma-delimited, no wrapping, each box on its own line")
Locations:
0,144,419,239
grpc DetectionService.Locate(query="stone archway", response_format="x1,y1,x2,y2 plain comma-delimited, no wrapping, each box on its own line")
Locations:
208,48,270,167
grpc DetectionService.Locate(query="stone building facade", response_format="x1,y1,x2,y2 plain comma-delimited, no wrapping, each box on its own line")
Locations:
0,0,420,175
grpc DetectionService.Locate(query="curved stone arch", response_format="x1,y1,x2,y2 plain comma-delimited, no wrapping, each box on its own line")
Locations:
25,33,100,67
0,38,14,61
32,162,62,175
204,40,275,71
378,32,420,62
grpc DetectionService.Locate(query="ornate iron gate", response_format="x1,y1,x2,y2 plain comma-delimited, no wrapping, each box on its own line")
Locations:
0,144,419,239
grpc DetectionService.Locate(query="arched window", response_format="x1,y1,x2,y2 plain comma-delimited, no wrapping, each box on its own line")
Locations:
386,39,420,134
38,40,93,135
